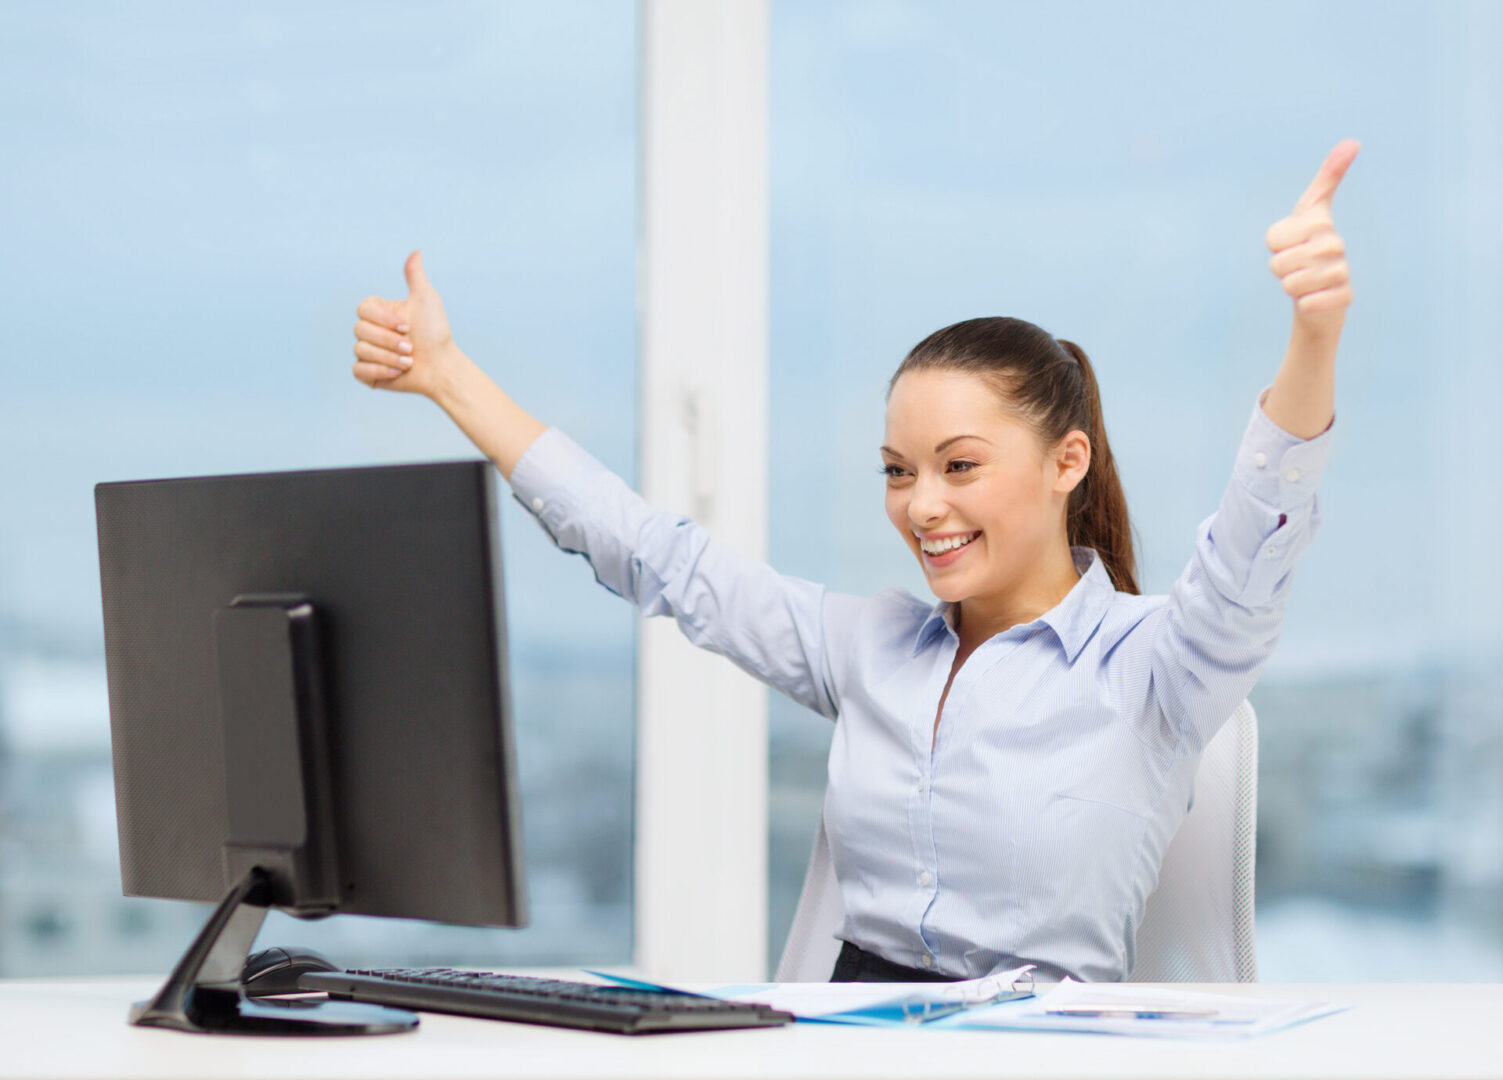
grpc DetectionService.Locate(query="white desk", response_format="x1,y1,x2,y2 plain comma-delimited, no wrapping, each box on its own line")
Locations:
2,978,1500,1080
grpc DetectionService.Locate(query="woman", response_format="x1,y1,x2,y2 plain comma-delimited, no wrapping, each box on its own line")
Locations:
351,139,1358,984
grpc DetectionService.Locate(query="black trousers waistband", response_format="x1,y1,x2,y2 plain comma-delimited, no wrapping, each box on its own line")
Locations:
829,940,962,983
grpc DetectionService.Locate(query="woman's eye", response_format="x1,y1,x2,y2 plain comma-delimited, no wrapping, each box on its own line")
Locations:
947,460,977,473
881,464,907,480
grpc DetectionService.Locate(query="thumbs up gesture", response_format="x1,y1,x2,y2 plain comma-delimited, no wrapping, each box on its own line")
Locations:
1265,139,1360,333
353,251,455,397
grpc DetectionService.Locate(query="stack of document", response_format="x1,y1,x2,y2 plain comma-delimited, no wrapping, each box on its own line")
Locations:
591,967,1036,1026
589,969,1346,1039
705,967,1037,1026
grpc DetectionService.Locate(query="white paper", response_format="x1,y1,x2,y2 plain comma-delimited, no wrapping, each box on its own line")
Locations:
938,978,1349,1040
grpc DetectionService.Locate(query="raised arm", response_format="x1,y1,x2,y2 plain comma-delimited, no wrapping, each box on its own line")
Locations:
353,251,545,480
352,253,864,719
1138,141,1356,750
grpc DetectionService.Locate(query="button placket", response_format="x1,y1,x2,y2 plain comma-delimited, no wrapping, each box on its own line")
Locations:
907,641,951,948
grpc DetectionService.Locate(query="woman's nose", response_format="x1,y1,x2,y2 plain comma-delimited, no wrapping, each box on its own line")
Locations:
907,473,947,526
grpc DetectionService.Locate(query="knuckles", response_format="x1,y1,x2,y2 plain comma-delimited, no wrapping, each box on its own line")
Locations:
1278,260,1351,298
1265,212,1343,254
1295,285,1354,314
356,296,399,327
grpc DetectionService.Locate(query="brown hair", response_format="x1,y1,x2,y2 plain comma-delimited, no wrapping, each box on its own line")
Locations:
887,316,1140,595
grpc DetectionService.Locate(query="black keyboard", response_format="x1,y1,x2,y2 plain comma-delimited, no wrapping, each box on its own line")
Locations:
299,967,796,1035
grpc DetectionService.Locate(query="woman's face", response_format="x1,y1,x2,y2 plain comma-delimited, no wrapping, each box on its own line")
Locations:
882,369,1087,606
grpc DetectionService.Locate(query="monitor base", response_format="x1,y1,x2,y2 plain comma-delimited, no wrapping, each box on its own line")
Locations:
129,866,418,1037
129,988,418,1036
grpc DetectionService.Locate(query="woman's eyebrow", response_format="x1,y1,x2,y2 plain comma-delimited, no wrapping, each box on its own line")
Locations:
934,434,991,453
881,435,992,459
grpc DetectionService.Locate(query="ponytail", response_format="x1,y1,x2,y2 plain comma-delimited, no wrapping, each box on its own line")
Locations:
890,317,1140,595
1055,340,1139,595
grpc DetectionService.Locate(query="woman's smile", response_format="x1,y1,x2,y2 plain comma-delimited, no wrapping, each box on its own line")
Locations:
916,529,982,566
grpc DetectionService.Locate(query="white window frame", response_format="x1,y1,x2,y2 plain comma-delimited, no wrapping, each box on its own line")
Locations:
635,0,770,981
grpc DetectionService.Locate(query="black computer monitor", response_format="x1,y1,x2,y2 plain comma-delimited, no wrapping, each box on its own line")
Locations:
94,460,526,1035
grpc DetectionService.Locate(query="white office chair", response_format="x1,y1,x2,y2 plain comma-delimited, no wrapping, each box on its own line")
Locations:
775,700,1259,983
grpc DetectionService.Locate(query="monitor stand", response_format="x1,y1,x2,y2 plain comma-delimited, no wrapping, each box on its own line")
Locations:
129,863,418,1035
130,596,417,1034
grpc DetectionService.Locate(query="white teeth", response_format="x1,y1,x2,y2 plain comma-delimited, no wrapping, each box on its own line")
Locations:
919,532,979,555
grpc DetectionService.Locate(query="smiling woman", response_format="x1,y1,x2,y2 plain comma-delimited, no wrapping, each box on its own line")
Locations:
876,318,1131,753
353,136,1347,979
880,320,1131,653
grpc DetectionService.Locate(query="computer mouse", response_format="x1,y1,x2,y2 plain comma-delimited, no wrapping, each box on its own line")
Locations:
240,946,342,997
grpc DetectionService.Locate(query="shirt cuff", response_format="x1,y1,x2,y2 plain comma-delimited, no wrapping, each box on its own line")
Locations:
506,427,601,546
1230,387,1334,508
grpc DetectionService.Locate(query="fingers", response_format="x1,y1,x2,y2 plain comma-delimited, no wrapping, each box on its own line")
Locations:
1268,231,1345,278
1278,258,1350,301
1294,283,1354,317
1293,138,1360,214
357,295,409,333
354,339,411,373
355,318,413,356
1267,219,1353,319
353,358,406,388
1265,208,1335,253
351,253,437,393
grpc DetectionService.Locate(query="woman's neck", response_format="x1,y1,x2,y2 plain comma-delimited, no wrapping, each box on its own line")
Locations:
955,544,1082,653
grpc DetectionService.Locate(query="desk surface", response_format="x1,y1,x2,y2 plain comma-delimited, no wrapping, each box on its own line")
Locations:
2,978,1500,1080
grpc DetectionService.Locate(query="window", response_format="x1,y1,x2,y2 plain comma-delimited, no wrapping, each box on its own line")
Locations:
766,0,1503,979
0,3,637,974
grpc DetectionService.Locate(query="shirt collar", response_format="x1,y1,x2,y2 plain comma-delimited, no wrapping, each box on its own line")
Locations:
910,547,1117,663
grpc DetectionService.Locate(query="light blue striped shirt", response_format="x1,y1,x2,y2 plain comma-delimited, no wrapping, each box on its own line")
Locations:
508,391,1333,982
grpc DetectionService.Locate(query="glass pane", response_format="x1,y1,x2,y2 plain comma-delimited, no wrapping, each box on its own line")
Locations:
767,0,1503,980
0,2,637,975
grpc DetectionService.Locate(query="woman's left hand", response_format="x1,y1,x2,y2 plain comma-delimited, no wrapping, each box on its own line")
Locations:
1265,139,1360,335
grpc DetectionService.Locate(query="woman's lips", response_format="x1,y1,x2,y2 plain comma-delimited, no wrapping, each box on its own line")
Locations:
920,530,980,567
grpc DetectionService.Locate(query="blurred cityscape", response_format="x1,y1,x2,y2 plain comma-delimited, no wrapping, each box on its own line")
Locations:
0,617,634,976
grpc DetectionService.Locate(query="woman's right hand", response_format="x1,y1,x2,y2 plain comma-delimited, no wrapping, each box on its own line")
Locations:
353,250,455,400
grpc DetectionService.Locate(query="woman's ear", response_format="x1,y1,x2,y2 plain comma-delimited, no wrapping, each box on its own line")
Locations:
1053,430,1092,494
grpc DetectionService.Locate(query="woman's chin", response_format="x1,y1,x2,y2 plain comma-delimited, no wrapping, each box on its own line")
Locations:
924,574,972,604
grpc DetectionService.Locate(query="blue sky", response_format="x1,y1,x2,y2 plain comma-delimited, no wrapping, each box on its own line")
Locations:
0,0,1498,676
0,3,638,653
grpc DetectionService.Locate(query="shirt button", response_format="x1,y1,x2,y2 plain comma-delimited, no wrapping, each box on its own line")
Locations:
1253,452,1267,468
531,497,545,513
920,955,935,969
1265,546,1281,559
1285,467,1301,483
920,871,932,887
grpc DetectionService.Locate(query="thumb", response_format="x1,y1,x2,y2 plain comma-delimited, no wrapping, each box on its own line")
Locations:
1293,138,1360,214
404,250,433,297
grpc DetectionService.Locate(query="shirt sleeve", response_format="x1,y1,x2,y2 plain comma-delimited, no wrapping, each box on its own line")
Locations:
506,427,865,721
1148,388,1334,752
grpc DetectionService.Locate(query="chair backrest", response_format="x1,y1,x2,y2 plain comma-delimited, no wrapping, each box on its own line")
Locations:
774,700,1259,983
